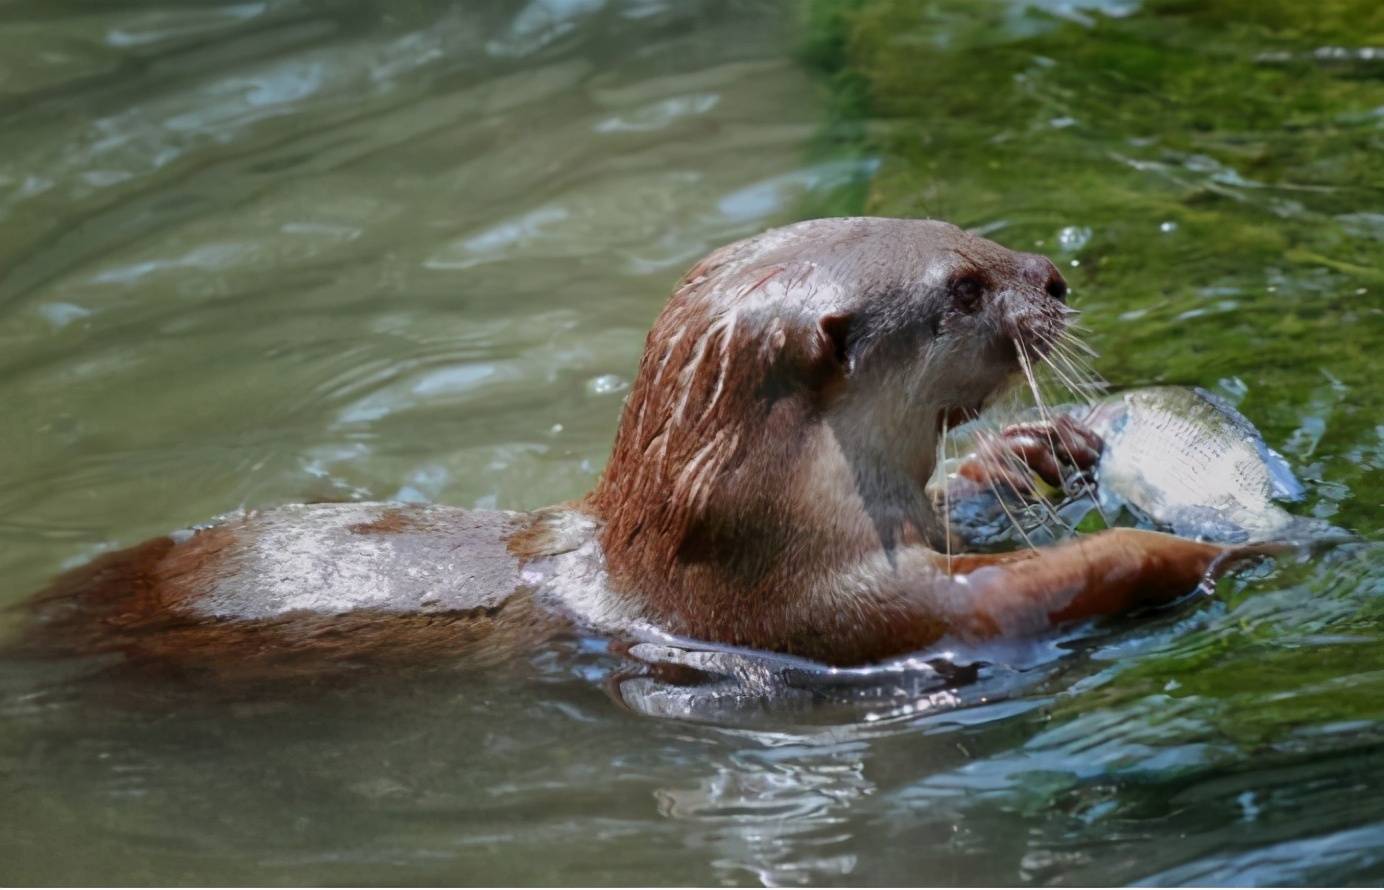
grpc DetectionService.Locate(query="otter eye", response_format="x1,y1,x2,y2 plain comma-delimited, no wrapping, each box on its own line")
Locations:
949,275,986,313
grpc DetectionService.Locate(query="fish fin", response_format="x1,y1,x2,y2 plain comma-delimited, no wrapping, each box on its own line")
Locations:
1260,444,1306,502
1257,516,1357,547
1168,507,1251,544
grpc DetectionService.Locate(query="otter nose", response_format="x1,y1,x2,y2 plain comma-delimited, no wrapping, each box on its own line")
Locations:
1021,253,1068,303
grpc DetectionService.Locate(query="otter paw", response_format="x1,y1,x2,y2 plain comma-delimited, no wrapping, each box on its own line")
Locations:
957,415,1102,495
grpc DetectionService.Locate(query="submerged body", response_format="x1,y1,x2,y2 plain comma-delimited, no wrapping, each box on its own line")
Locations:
14,218,1262,676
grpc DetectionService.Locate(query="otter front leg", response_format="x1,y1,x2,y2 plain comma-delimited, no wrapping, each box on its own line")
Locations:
938,528,1249,638
784,530,1243,665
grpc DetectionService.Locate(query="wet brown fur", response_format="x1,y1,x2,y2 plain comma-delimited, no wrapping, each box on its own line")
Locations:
14,506,559,676
589,258,840,648
346,508,420,535
16,523,560,681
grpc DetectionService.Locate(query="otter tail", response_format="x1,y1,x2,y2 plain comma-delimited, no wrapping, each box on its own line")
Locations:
3,536,176,660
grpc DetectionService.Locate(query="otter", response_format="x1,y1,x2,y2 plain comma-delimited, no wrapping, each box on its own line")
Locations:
13,217,1254,677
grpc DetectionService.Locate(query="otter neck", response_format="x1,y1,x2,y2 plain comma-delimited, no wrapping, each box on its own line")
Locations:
812,399,944,552
589,403,943,623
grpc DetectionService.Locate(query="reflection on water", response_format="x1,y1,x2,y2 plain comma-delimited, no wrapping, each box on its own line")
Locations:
655,740,873,885
2,0,1383,885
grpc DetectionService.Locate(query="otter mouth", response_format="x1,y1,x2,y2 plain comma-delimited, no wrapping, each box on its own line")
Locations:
935,365,1028,437
937,403,983,435
945,405,980,427
999,332,1054,364
1025,334,1056,361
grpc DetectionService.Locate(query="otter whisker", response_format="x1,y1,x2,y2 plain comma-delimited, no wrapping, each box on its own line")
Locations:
1057,367,1109,402
941,415,953,576
1054,329,1101,360
978,441,1045,552
969,410,1067,542
1050,334,1106,382
963,409,1040,537
1058,304,1092,327
1046,366,1113,527
1040,334,1108,401
983,413,1072,538
1015,339,1058,437
1054,360,1110,406
1048,352,1106,397
1017,338,1104,533
1038,342,1103,407
1038,351,1096,404
1021,338,1112,528
1046,326,1103,369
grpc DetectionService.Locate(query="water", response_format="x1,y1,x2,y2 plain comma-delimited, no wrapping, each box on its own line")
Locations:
0,0,1381,885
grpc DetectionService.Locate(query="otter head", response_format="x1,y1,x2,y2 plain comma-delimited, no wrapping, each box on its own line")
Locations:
590,218,1069,631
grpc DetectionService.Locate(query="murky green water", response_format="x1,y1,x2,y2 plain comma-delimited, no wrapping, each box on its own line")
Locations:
1,0,1381,885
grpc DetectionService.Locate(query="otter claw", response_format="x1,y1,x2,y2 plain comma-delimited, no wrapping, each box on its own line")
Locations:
956,416,1103,496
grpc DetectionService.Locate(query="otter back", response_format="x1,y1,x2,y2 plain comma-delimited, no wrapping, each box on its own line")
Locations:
171,503,526,619
17,503,547,675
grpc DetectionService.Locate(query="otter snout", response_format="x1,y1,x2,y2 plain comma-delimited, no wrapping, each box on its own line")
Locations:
1019,252,1068,303
993,252,1069,362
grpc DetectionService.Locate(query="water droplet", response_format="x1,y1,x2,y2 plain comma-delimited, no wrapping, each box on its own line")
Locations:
1217,377,1249,402
1057,225,1091,252
586,374,629,396
1159,220,1178,233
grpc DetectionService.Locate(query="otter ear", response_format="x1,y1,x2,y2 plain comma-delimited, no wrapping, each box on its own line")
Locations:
816,312,854,375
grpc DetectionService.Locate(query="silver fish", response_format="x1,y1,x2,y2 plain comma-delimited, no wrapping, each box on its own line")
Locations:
1079,386,1347,544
